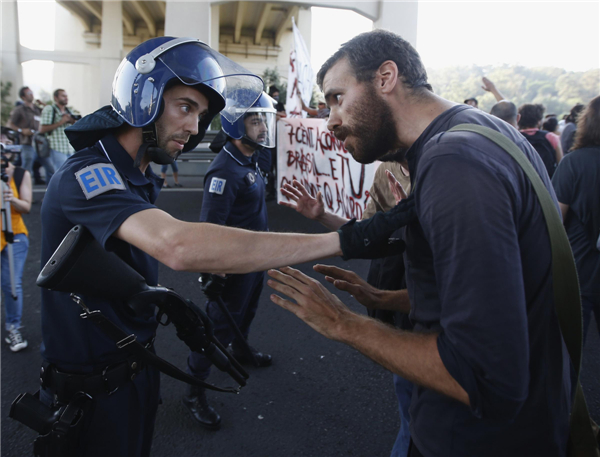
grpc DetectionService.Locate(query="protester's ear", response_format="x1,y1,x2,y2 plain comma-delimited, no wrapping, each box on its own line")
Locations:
376,61,399,95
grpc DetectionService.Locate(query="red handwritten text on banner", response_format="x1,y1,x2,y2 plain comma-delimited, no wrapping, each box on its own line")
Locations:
277,118,376,220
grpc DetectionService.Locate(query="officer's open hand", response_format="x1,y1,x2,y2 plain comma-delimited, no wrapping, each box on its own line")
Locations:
279,179,325,221
313,264,384,309
267,266,356,342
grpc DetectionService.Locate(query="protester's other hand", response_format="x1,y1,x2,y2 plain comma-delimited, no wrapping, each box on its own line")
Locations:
481,77,496,92
268,266,354,341
386,170,407,205
21,128,34,137
279,179,325,220
313,264,383,309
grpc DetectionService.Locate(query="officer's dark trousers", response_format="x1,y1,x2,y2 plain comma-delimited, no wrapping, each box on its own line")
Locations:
40,365,160,457
188,271,264,380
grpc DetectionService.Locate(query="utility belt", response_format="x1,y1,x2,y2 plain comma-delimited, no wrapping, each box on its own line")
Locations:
9,348,152,457
40,347,150,404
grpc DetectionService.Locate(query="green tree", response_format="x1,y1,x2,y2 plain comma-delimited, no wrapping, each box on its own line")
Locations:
1,81,13,125
427,64,597,115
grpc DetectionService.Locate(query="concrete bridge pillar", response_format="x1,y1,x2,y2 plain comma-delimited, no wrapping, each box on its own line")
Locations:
100,0,123,106
1,0,24,105
164,1,218,50
374,1,419,47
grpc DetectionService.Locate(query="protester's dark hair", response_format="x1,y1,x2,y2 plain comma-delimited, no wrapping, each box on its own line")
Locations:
464,98,478,106
18,86,30,99
566,103,585,124
572,96,600,150
53,88,65,99
268,85,280,96
316,29,432,94
542,117,558,133
490,101,518,125
518,103,545,129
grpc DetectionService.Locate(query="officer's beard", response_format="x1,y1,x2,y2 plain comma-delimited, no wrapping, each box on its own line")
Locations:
334,85,399,165
155,122,190,159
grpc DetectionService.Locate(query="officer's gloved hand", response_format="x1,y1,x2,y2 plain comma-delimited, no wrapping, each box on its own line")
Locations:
337,194,416,260
200,273,228,300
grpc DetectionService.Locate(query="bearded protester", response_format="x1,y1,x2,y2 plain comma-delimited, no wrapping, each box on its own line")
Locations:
267,29,574,456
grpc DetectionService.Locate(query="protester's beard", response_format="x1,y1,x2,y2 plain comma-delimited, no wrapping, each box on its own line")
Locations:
334,86,398,164
378,148,408,163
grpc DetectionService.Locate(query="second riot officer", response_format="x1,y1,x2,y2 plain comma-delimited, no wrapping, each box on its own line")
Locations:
183,93,277,429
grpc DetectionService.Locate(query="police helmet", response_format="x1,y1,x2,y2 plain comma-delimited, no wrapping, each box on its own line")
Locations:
66,38,264,159
112,37,264,153
221,92,277,149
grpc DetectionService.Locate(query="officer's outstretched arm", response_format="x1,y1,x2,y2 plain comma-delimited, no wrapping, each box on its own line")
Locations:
115,208,342,274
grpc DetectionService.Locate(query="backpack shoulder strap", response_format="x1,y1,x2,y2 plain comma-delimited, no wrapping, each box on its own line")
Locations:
448,123,599,456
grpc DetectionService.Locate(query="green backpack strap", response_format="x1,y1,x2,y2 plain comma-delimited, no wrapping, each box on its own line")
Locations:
448,123,599,456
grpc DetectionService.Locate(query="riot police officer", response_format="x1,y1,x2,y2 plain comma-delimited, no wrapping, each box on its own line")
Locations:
183,93,277,429
35,37,265,456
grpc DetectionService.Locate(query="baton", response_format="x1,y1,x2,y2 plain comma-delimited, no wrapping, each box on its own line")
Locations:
1,180,17,299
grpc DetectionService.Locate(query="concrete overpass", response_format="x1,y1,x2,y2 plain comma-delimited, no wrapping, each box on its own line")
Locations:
1,1,418,116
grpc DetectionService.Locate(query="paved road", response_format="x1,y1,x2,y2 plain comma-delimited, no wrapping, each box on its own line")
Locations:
2,179,599,457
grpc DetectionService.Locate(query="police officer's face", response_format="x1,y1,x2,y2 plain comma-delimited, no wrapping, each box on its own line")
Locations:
323,58,398,164
244,113,268,144
155,84,208,157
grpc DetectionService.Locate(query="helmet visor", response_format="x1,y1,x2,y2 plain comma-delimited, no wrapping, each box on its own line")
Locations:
242,110,276,148
158,42,263,123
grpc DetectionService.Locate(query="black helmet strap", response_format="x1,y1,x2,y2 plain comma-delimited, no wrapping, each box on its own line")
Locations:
132,101,177,168
241,136,261,152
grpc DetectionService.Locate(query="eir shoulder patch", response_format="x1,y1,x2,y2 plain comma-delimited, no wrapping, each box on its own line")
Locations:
75,163,126,200
209,177,226,195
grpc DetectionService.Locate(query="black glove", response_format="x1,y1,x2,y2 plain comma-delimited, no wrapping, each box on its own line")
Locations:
337,194,417,260
200,273,228,300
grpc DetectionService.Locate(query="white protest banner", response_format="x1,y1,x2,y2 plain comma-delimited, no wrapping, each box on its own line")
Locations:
286,17,314,118
277,118,377,220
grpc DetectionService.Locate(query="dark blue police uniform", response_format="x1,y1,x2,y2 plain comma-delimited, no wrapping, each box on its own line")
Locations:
188,141,268,380
39,133,163,456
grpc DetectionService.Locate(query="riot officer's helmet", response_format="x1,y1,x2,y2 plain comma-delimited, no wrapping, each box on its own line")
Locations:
221,92,277,149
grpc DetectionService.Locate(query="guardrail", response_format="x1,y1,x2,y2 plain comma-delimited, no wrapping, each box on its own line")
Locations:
177,130,219,164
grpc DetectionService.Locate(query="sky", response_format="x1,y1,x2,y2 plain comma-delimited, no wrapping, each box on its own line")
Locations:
15,1,600,97
311,1,599,73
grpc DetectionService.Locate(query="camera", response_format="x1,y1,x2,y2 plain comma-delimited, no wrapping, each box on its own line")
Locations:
71,114,82,121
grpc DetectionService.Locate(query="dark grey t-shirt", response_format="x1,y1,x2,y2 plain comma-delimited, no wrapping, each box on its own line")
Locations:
552,146,600,298
404,105,571,456
561,122,577,153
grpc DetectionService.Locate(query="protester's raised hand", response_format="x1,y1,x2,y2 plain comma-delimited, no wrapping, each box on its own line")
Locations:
313,264,383,309
267,266,353,341
279,179,325,220
386,170,407,205
481,76,496,92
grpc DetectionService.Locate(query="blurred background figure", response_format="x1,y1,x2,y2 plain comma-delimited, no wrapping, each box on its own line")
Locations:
7,87,55,185
39,89,78,172
161,161,182,188
1,135,32,352
464,97,478,108
490,100,519,128
552,96,600,344
518,103,562,177
561,103,585,154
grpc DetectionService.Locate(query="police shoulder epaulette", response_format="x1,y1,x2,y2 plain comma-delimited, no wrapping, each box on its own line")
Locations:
75,163,126,200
